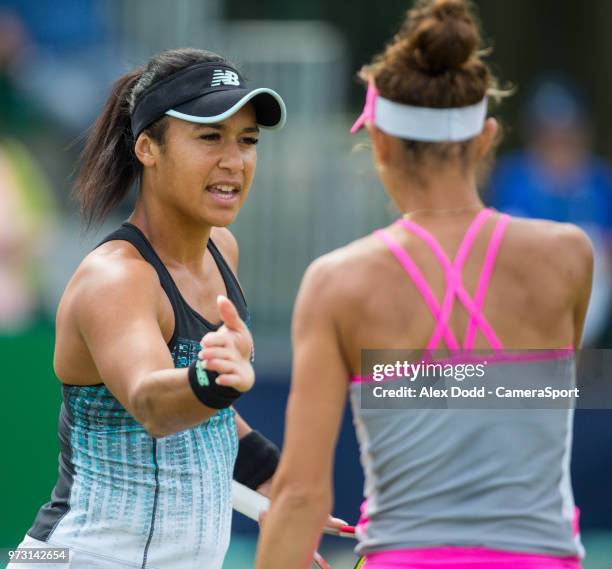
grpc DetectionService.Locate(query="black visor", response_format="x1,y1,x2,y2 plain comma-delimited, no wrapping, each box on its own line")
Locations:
130,62,286,139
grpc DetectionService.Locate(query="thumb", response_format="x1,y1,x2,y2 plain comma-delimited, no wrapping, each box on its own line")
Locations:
217,295,244,332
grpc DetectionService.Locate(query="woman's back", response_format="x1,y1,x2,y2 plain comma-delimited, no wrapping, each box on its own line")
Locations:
332,211,591,369
329,210,591,561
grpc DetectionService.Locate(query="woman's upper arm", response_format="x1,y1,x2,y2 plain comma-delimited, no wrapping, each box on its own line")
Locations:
566,226,594,348
274,257,349,493
71,256,175,416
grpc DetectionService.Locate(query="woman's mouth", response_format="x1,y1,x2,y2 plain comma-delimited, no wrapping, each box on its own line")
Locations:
206,183,241,203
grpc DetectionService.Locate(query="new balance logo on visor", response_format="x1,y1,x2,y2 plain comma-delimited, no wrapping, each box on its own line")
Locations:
211,70,240,87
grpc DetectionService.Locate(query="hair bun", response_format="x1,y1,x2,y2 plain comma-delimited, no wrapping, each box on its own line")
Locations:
361,0,500,112
408,0,479,74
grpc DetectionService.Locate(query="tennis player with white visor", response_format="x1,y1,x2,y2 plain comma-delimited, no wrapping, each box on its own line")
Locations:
256,1,591,568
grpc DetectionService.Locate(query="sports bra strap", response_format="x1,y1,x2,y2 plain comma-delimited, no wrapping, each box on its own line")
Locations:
374,229,460,349
376,209,510,351
464,213,510,349
400,209,492,350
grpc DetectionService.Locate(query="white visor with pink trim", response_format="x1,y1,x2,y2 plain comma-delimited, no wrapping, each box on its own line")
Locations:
351,81,488,142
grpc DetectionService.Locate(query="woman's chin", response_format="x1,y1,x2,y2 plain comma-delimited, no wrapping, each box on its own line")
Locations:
200,209,239,228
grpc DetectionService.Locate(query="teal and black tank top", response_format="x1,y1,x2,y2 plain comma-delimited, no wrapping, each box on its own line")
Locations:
28,222,249,569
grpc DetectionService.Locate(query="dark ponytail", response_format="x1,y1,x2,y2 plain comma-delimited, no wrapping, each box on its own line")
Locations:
73,48,229,228
73,69,142,228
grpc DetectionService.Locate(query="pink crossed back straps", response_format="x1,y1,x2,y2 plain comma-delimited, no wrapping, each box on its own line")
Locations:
375,208,510,352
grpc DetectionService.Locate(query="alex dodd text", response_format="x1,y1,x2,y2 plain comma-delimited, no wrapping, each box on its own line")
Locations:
371,385,580,400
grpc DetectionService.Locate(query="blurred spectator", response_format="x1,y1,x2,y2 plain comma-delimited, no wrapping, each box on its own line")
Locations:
0,9,57,332
490,77,612,346
1,0,122,131
0,137,57,332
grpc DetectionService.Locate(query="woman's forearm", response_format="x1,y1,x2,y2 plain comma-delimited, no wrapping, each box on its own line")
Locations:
256,486,330,569
129,367,217,437
130,303,253,438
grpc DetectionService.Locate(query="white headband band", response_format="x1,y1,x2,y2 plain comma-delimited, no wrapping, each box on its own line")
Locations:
376,96,488,142
351,81,488,142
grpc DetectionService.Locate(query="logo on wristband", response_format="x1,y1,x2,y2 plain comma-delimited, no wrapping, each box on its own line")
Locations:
196,360,210,386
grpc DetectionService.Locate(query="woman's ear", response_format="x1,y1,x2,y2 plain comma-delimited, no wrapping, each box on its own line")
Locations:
367,123,391,167
474,117,499,160
134,132,157,168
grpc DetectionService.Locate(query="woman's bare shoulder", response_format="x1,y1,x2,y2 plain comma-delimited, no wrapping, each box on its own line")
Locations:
505,216,593,270
297,234,391,310
63,241,162,312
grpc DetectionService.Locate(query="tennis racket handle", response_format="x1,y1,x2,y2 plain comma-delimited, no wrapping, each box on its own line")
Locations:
232,481,357,539
232,480,270,522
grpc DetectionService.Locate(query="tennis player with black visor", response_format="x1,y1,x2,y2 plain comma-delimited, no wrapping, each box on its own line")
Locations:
8,48,343,569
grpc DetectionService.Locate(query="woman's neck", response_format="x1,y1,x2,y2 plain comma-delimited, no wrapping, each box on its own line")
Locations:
387,164,483,215
129,198,212,269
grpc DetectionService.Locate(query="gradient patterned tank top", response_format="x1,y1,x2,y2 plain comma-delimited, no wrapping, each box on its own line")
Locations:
350,209,584,567
28,223,250,569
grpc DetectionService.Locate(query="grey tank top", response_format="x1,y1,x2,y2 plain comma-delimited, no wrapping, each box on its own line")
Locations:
350,356,584,558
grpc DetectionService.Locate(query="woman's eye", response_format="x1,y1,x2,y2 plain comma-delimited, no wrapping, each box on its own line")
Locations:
243,137,259,146
200,133,221,141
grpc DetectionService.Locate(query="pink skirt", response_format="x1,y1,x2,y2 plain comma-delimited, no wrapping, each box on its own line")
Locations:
363,547,582,569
